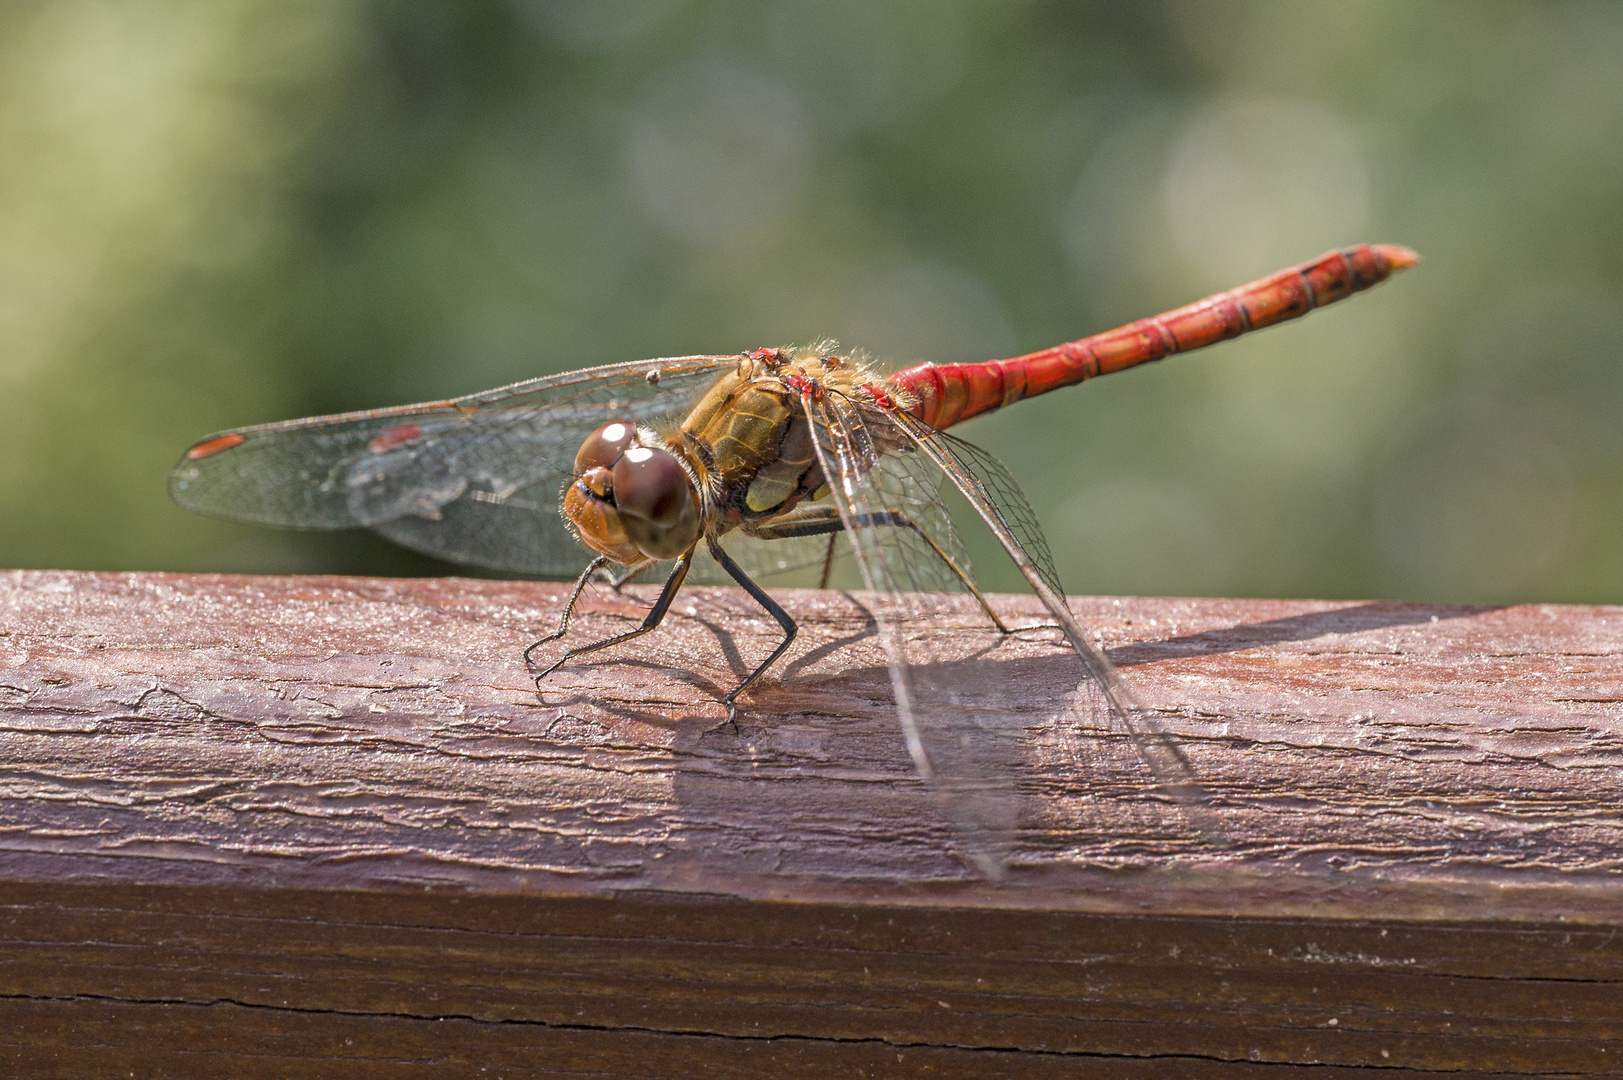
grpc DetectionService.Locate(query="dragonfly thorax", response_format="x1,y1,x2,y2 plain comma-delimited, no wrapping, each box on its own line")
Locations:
678,349,871,528
562,421,702,564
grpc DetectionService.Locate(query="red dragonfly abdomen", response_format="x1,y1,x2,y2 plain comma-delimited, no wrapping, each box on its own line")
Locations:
891,243,1419,430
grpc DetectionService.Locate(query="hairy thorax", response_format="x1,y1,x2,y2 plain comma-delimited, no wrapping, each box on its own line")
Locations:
673,348,878,535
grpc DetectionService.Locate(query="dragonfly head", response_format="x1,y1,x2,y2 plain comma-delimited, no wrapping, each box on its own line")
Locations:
563,421,701,563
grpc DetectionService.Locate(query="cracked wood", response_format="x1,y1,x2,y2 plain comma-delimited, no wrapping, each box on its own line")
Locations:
0,569,1620,1076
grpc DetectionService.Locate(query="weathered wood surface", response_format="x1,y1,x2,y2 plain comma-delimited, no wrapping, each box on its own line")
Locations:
1,569,1621,1076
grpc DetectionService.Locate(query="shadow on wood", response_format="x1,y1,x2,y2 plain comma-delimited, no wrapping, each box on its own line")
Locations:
1,570,1620,1076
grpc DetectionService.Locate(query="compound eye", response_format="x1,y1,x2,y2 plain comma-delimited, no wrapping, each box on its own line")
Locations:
574,421,638,476
612,447,691,524
612,446,700,560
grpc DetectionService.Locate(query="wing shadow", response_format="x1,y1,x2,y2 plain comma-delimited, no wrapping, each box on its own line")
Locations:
1108,601,1503,667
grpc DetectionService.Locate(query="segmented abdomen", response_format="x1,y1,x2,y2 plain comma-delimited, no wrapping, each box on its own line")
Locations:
890,243,1418,430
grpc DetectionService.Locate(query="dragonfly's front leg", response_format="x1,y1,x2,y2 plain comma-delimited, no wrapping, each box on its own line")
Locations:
604,560,654,592
530,552,692,684
749,506,1017,634
524,555,609,666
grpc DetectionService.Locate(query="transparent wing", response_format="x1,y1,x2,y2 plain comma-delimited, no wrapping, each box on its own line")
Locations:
895,416,1209,821
803,390,1021,877
169,355,737,577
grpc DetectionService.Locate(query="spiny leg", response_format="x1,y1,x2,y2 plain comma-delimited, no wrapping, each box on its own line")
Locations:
533,552,693,685
753,507,1016,633
525,554,609,666
707,537,797,728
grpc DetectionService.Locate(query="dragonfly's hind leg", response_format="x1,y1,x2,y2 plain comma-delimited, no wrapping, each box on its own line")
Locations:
817,533,838,590
751,507,1017,634
707,538,797,729
530,553,692,684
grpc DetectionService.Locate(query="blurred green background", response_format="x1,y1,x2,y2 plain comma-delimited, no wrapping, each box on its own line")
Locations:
2,0,1620,604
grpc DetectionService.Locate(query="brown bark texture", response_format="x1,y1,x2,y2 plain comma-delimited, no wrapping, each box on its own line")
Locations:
0,569,1620,1076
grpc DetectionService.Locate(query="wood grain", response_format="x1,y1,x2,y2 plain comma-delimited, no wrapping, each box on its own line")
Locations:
1,569,1620,1076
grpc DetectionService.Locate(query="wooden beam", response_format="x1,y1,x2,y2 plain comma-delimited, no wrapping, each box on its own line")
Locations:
1,569,1620,1076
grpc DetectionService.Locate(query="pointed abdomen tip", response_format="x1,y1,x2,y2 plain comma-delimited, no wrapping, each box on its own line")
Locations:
1376,244,1421,272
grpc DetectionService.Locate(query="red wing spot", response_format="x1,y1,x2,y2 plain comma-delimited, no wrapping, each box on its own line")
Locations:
186,432,246,459
369,423,423,452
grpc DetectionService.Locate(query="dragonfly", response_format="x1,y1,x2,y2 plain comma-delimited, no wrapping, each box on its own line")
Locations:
172,243,1417,875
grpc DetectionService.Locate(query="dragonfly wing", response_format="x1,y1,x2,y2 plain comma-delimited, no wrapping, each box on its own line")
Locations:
803,392,1022,877
366,486,569,576
169,356,736,576
895,418,1208,820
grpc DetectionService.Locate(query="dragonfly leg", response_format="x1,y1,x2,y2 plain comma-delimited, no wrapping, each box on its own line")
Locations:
604,560,652,592
751,508,1015,634
707,537,797,729
524,555,609,666
816,533,837,589
532,553,693,684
